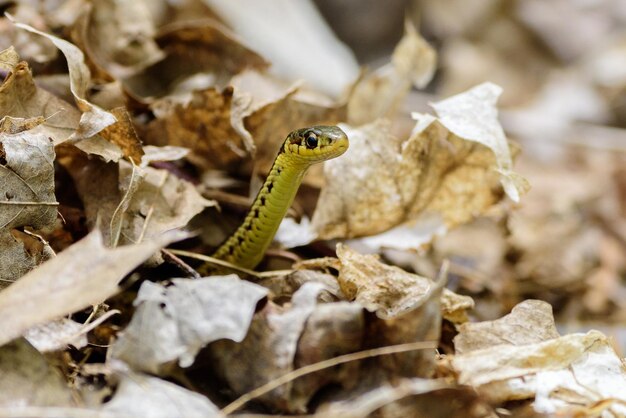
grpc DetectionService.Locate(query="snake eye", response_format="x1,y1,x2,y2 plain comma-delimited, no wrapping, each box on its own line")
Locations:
305,133,318,149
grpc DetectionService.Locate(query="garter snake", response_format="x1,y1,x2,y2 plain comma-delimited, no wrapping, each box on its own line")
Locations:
200,125,349,272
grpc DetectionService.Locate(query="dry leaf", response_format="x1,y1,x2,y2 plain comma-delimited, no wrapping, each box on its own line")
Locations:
454,300,560,354
102,371,222,418
110,275,268,374
12,18,117,140
98,107,144,163
140,145,190,165
0,229,184,346
451,330,626,416
275,216,317,248
336,244,473,322
0,46,19,71
0,60,80,144
0,130,57,285
0,339,75,407
348,21,436,125
24,318,88,352
115,162,214,246
146,87,250,170
313,83,527,245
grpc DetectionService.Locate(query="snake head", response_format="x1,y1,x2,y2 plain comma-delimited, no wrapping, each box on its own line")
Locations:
284,125,349,162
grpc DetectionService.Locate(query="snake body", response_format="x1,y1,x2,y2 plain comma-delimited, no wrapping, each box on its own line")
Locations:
205,125,348,271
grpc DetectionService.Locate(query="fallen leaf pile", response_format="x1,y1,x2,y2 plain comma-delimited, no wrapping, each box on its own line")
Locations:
0,1,624,417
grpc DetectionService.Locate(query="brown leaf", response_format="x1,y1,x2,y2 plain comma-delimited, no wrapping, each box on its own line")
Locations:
207,282,327,412
12,19,118,139
98,107,144,163
146,87,249,171
114,161,214,246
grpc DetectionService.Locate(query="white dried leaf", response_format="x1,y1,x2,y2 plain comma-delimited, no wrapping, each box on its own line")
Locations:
102,372,222,418
24,318,87,352
452,330,626,415
208,282,326,409
140,145,190,166
428,82,528,202
275,216,318,248
110,275,268,373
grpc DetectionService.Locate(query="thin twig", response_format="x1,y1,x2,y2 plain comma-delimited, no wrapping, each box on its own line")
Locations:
0,201,59,206
168,249,294,279
220,340,438,415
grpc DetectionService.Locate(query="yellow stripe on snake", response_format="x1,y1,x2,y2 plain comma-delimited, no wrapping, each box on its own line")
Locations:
200,126,349,272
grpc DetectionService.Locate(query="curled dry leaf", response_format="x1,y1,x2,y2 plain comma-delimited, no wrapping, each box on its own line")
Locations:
454,299,560,354
0,229,185,346
348,20,436,125
313,83,527,247
0,130,57,285
336,244,473,323
109,275,268,374
12,18,117,139
0,339,75,408
0,59,79,144
451,330,626,416
102,371,221,418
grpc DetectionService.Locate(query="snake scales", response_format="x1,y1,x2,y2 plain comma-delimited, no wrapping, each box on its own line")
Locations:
200,125,349,272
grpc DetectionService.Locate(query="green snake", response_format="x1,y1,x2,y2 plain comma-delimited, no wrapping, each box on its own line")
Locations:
201,125,349,272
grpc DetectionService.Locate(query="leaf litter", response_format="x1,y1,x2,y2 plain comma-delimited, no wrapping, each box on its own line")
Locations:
0,1,624,418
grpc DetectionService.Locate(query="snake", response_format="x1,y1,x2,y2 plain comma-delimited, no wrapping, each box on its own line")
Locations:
200,125,349,272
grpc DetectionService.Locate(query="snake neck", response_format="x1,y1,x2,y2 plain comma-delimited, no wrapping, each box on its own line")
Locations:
210,153,310,270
